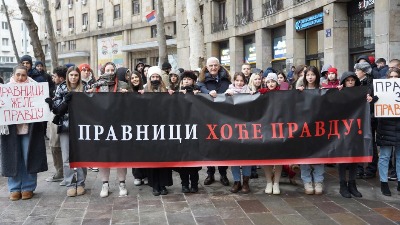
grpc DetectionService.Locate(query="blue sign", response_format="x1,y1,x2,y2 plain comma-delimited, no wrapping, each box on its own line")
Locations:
325,28,332,37
295,12,324,31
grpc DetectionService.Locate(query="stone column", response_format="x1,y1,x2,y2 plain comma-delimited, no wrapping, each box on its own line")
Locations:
323,2,348,75
375,0,400,61
255,28,272,71
285,18,305,69
122,30,129,67
229,36,244,74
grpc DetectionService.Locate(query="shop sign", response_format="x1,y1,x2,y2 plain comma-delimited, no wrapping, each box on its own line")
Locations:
273,37,286,59
358,0,374,10
244,43,256,64
220,48,230,66
295,12,324,31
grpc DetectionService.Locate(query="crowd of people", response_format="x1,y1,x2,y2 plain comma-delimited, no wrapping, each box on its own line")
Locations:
1,54,399,201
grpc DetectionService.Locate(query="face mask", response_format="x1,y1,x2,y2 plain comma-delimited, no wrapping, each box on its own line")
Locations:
151,80,160,86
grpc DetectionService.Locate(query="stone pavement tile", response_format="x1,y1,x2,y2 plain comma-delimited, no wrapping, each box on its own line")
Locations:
0,222,23,225
237,199,269,213
161,193,186,202
294,206,331,221
84,209,112,219
261,199,297,215
387,202,400,210
303,195,332,203
166,212,196,225
247,212,282,225
29,206,59,217
0,209,31,222
139,211,167,225
36,196,65,207
195,215,225,225
359,214,397,225
356,198,391,208
340,203,377,216
139,201,165,213
216,206,247,219
328,196,358,205
210,195,238,208
64,195,90,203
164,201,191,213
185,194,213,205
52,218,83,225
112,199,138,210
373,207,400,222
56,208,86,218
223,217,255,225
275,214,310,225
82,218,112,225
62,202,89,209
138,199,163,206
314,202,347,214
329,212,368,225
23,216,54,225
6,199,40,211
283,197,314,207
308,218,339,225
190,204,219,217
111,209,139,224
87,203,113,212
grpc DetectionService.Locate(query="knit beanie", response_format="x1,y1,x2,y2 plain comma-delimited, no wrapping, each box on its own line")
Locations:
180,70,197,81
265,73,278,83
78,63,91,71
34,61,43,67
20,55,32,65
327,67,337,77
354,62,372,74
162,62,172,70
147,66,162,80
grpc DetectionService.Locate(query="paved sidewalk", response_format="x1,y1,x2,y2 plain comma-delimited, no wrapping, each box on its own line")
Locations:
1,147,400,225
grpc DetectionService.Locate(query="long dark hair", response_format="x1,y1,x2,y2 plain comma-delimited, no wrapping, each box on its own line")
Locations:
128,71,144,92
303,66,320,89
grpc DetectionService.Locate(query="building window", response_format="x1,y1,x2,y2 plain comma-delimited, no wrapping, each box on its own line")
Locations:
349,9,375,49
152,0,156,10
56,20,61,31
2,22,8,30
263,0,283,17
82,13,88,25
132,0,140,15
68,0,73,6
68,40,76,51
2,38,9,46
69,17,74,28
236,0,253,26
114,4,121,19
151,25,157,38
97,9,104,22
55,0,61,9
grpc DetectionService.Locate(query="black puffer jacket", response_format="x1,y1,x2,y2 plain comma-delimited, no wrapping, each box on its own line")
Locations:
376,118,400,146
197,67,231,94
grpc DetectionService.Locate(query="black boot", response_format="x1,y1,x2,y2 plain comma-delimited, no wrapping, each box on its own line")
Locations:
182,185,190,193
339,181,351,198
348,180,362,198
381,182,391,196
397,181,400,192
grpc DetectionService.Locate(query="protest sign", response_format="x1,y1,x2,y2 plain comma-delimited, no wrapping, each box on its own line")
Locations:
0,82,51,125
373,78,400,117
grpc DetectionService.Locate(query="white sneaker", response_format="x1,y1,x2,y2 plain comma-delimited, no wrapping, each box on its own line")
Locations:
314,182,323,195
272,183,280,195
133,178,142,186
304,182,314,195
119,183,127,196
100,183,109,198
265,183,273,194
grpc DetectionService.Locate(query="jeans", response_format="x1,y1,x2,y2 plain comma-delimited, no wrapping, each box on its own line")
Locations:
231,166,251,181
378,146,400,182
8,134,37,192
60,133,87,187
300,164,324,183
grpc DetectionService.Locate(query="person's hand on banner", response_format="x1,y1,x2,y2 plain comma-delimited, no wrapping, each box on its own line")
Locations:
297,86,305,91
337,84,343,91
45,97,53,110
138,90,144,94
209,90,217,98
225,89,234,96
168,89,175,95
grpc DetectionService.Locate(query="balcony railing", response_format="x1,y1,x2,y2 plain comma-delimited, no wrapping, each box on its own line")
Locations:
211,18,228,33
235,10,253,27
262,0,283,17
294,0,307,5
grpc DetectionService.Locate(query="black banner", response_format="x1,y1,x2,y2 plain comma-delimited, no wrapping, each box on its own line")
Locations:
69,87,372,168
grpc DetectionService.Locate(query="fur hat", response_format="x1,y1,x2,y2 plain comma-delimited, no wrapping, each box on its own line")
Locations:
162,62,172,70
265,73,278,83
180,70,197,81
20,55,32,65
78,63,91,71
147,66,162,80
354,62,372,74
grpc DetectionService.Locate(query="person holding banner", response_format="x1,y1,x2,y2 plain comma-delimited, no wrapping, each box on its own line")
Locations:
376,67,400,196
197,57,231,186
145,66,173,196
297,66,325,195
1,65,48,201
51,66,87,197
89,62,129,198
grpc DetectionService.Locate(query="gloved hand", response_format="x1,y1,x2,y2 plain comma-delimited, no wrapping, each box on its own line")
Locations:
63,92,72,103
45,97,53,110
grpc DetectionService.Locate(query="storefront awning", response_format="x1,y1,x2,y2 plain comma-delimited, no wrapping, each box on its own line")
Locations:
58,51,90,59
121,39,177,52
